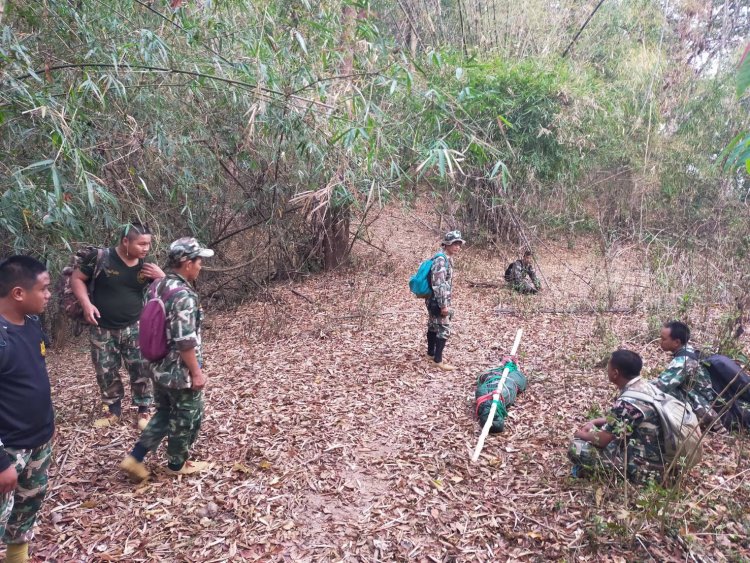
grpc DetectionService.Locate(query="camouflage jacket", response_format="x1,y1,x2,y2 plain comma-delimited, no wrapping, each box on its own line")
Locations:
602,377,666,483
508,260,540,289
430,252,453,308
150,273,203,389
654,344,716,418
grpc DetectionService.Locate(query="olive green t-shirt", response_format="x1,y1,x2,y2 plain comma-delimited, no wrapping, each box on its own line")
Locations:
80,248,151,330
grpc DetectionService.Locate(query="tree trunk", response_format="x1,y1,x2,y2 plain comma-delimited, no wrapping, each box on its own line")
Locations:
323,205,350,270
319,3,355,271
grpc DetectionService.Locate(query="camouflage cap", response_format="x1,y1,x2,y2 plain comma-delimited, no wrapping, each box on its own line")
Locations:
168,237,214,262
441,230,466,246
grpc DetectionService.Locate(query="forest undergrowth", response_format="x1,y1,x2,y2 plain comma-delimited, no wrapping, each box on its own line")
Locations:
23,198,750,562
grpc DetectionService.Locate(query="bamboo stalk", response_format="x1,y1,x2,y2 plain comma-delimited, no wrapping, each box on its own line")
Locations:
471,328,523,462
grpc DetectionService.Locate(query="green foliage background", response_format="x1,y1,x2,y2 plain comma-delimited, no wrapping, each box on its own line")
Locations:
1,0,748,303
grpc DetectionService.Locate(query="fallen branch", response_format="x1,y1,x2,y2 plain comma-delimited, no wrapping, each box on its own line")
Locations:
468,280,502,288
354,233,388,254
290,289,314,304
495,307,633,315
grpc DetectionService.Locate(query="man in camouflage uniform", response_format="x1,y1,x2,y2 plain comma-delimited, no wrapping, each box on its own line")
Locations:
505,251,541,294
120,238,213,481
70,223,164,429
426,231,465,371
569,350,669,485
0,256,55,563
655,321,718,429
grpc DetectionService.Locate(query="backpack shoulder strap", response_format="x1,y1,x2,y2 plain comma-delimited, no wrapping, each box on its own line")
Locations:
154,279,189,304
674,348,699,361
88,248,109,294
621,389,657,404
162,286,188,302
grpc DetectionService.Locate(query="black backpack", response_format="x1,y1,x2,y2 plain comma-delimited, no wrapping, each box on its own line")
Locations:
677,348,750,429
503,262,515,283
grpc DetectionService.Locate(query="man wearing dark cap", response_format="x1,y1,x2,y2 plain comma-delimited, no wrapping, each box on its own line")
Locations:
426,231,465,371
120,237,213,481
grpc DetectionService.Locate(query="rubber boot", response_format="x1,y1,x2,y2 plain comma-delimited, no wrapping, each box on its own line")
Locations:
426,331,437,358
433,338,456,371
5,542,29,563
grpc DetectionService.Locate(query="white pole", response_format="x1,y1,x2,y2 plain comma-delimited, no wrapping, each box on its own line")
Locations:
471,328,523,463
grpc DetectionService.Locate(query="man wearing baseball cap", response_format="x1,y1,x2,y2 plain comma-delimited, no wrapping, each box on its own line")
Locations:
120,237,213,481
426,230,465,371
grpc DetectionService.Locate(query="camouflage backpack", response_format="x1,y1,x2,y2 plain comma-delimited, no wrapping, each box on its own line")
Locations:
622,385,703,475
57,247,109,335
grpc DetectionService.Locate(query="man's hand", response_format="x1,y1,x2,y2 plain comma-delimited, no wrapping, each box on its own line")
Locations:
191,370,207,391
440,307,449,317
142,263,165,280
0,465,18,494
83,304,101,326
581,417,607,433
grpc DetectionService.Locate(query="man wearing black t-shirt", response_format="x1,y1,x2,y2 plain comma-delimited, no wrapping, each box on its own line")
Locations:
70,224,164,429
0,256,54,563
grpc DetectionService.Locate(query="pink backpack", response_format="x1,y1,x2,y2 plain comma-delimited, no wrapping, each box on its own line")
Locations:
139,282,186,362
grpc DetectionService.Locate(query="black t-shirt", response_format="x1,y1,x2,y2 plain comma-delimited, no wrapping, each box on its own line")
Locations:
0,315,55,469
81,248,150,330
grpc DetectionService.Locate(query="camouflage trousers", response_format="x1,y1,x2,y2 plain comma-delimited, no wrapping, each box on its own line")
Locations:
90,323,153,407
426,300,453,340
139,385,203,468
568,438,663,485
0,440,52,545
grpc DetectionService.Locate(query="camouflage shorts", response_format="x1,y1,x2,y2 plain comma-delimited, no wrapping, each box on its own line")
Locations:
0,440,53,544
90,323,153,407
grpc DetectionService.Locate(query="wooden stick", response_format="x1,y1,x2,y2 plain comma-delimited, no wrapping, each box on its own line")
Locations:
471,328,523,463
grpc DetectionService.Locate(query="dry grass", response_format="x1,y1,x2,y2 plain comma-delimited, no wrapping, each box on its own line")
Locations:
19,197,750,561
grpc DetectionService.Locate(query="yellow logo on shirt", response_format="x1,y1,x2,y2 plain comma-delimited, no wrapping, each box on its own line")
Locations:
40,341,46,357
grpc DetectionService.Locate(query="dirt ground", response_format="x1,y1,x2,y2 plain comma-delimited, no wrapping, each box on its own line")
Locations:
22,201,750,561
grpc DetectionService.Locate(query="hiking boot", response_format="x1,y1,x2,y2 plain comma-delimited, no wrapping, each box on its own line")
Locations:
94,403,121,428
166,460,210,476
93,414,120,428
434,361,456,371
5,542,29,563
137,413,151,431
120,455,150,482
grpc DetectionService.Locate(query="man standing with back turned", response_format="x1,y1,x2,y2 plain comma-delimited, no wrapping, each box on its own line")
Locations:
70,223,164,429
